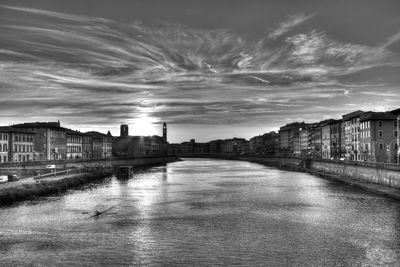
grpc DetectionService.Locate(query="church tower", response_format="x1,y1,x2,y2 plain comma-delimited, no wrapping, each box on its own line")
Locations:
163,123,167,141
120,124,128,137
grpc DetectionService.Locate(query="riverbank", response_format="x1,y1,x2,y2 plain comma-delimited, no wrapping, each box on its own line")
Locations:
0,156,178,206
238,156,400,201
0,170,112,205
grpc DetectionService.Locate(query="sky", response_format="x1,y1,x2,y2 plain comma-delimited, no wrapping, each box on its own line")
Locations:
1,0,400,142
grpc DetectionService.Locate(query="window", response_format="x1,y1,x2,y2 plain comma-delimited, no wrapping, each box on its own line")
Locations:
379,143,384,150
395,143,398,150
378,130,383,137
378,121,383,127
394,121,398,128
365,144,369,151
3,144,6,151
394,131,398,137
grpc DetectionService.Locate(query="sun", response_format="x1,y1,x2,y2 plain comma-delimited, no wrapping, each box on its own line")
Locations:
131,115,159,136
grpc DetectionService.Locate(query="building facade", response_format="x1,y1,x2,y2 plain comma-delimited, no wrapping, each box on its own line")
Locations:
0,130,9,163
359,112,397,163
12,122,67,160
342,110,364,161
66,129,83,160
82,135,92,159
279,122,304,157
329,120,342,160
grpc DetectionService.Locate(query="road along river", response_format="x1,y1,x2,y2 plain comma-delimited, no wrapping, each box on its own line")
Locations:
0,158,399,266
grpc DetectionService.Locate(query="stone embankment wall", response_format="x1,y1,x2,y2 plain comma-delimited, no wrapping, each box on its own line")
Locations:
309,160,400,189
0,156,178,206
0,156,178,178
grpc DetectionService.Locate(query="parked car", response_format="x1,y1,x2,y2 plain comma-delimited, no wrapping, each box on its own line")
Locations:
46,164,56,169
0,175,8,183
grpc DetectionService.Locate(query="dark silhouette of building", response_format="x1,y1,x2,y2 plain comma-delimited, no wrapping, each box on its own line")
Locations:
113,124,168,158
163,123,167,141
120,124,128,137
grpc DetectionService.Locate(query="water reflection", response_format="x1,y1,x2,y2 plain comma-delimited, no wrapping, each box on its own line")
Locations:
0,158,400,266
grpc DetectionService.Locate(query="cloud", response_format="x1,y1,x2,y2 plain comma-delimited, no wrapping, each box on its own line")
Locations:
380,31,400,50
268,13,314,39
0,5,399,141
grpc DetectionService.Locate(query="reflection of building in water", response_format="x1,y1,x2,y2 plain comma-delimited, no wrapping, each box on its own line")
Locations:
113,123,168,157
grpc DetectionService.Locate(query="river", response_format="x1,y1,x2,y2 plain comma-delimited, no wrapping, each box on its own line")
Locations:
0,158,400,266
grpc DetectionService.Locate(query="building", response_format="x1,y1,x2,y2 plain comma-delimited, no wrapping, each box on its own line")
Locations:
309,123,323,159
329,120,342,160
0,126,36,162
359,112,397,163
0,129,9,163
299,125,310,157
321,122,331,159
82,134,92,159
91,134,103,159
209,140,223,154
163,123,167,141
342,110,364,161
113,123,168,158
320,119,336,160
221,138,249,154
120,124,129,137
168,143,181,155
249,132,278,156
104,131,113,158
12,122,67,160
279,122,305,157
249,135,264,155
66,129,84,160
390,108,400,163
86,131,113,159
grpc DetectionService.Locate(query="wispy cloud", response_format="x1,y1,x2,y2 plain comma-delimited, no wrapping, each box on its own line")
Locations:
0,5,399,141
380,31,400,50
268,13,314,39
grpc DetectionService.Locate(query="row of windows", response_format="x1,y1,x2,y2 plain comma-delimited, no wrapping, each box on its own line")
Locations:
14,135,34,142
67,136,82,143
377,121,397,128
378,130,397,137
0,144,7,152
0,156,8,162
378,143,398,150
14,145,33,153
15,154,31,162
0,134,8,140
361,131,371,138
360,121,370,129
50,130,66,138
67,146,82,153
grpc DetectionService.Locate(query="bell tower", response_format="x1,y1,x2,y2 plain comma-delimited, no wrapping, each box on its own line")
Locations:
120,124,128,137
163,123,167,141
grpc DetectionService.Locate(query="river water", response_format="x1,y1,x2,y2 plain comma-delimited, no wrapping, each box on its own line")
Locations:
0,158,400,266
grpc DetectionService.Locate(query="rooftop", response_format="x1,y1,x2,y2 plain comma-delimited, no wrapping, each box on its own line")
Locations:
359,112,397,122
12,121,61,129
342,110,364,121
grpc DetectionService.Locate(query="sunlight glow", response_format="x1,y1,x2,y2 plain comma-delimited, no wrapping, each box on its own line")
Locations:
130,115,160,136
